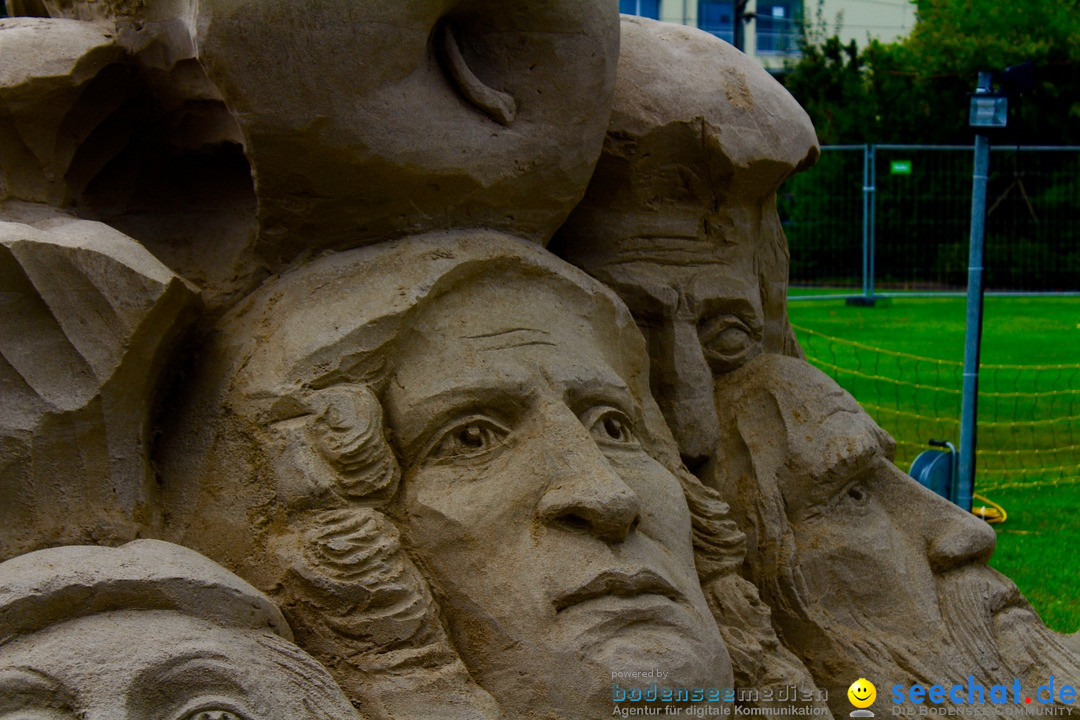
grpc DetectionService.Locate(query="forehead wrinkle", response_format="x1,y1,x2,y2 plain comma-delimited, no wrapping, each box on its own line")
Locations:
601,238,729,268
467,328,558,353
461,325,558,352
479,340,559,352
462,327,551,340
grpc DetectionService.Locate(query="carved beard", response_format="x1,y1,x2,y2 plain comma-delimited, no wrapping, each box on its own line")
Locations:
936,568,1014,686
813,568,1080,716
939,568,1080,706
793,566,1080,718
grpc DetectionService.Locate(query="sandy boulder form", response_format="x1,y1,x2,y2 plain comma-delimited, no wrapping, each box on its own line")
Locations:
0,208,198,560
0,18,124,206
192,0,621,261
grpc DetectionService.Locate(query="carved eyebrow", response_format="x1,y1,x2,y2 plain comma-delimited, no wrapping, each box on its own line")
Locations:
812,427,883,504
129,656,264,720
0,667,74,714
130,650,255,715
561,375,633,405
694,293,760,318
146,649,241,682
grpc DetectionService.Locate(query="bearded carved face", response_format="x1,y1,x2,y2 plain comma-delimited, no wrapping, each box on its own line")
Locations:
708,355,1079,716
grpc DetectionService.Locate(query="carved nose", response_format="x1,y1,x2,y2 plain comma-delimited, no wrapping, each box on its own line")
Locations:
921,483,997,571
538,459,642,543
651,318,720,467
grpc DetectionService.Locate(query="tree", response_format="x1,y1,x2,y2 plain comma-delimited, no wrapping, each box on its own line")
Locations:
781,0,1080,145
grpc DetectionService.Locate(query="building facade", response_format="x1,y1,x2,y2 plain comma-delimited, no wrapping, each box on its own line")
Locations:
814,0,914,49
620,0,914,72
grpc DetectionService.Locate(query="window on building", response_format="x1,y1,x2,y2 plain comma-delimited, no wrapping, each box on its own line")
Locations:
756,2,800,54
698,0,735,44
619,0,660,19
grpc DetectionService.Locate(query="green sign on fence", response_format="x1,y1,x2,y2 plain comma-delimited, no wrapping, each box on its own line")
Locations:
891,160,913,175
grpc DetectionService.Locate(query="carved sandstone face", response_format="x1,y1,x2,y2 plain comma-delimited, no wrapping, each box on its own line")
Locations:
384,273,732,718
0,611,359,720
554,17,818,468
564,232,764,469
157,236,733,718
192,0,619,256
709,356,1037,705
764,368,997,643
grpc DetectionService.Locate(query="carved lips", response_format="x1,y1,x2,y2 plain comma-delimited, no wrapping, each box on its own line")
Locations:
554,569,684,614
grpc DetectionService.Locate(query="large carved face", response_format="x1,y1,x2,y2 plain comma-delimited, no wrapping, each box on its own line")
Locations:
159,234,733,719
554,17,818,467
0,612,358,720
384,270,732,717
708,355,1066,711
560,233,765,469
192,0,620,256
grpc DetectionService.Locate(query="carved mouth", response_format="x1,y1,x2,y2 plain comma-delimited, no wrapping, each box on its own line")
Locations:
435,19,517,126
554,570,682,613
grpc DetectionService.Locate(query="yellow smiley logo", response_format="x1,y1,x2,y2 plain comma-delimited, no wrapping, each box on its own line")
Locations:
848,678,877,709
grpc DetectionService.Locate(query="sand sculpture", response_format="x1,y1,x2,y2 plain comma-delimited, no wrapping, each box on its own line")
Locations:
158,233,737,719
1,2,1075,719
710,356,1080,717
554,16,819,470
0,539,365,719
553,17,1079,718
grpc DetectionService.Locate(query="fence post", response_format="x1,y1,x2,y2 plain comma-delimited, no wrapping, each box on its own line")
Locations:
868,145,877,299
957,73,995,514
850,145,877,306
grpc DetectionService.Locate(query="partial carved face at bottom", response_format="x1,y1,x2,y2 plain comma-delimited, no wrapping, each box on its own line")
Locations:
0,610,360,720
384,271,732,718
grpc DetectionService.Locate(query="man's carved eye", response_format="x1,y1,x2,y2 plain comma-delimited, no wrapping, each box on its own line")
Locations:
841,483,870,510
698,315,761,374
426,417,509,462
583,407,639,447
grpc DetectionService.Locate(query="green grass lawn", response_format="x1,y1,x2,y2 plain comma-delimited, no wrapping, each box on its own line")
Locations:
788,295,1080,633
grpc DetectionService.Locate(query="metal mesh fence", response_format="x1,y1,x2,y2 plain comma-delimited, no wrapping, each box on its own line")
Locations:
794,322,1080,491
781,145,1080,294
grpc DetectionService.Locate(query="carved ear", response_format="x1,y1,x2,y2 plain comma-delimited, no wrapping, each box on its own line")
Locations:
305,385,400,501
0,213,199,560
